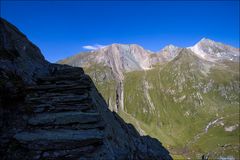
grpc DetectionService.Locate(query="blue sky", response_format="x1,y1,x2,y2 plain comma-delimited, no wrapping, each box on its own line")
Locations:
1,1,239,62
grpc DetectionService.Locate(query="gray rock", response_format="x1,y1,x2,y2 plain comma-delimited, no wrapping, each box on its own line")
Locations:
14,129,103,142
27,93,89,104
28,111,101,126
0,17,49,84
32,103,91,113
27,83,89,91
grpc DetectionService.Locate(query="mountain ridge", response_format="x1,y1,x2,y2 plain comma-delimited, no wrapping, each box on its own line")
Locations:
58,37,239,159
58,38,239,74
189,38,239,62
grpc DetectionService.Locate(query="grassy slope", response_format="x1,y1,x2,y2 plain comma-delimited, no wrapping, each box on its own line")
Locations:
84,64,117,111
83,52,239,159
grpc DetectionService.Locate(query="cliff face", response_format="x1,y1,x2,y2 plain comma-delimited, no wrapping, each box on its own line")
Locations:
0,18,49,84
0,18,172,159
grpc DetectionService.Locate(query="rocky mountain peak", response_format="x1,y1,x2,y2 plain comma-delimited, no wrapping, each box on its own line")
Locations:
196,38,230,49
161,44,179,51
190,38,239,62
155,44,181,61
174,48,198,60
63,43,153,80
198,37,214,43
160,44,180,54
101,43,148,55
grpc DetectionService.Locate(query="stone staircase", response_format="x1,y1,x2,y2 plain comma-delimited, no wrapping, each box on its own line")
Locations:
1,18,172,160
14,65,107,159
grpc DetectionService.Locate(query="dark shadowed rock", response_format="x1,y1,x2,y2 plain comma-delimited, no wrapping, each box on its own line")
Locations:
14,129,104,150
0,18,172,160
28,111,101,126
0,17,49,84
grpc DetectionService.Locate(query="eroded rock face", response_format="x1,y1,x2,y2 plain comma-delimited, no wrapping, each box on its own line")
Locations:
0,18,172,159
0,17,49,84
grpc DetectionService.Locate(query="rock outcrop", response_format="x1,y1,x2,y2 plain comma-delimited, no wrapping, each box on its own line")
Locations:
0,18,49,84
0,18,172,159
149,45,181,64
58,44,154,81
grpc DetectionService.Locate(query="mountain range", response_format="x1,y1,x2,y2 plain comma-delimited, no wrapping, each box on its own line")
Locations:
1,16,239,160
58,38,239,87
59,38,240,159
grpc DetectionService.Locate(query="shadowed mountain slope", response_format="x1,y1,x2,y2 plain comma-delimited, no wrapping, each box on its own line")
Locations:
0,18,172,160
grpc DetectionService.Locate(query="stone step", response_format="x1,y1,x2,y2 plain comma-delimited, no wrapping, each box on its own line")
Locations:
69,121,105,130
50,64,84,74
27,93,89,104
53,67,84,74
26,83,90,91
39,145,97,159
28,111,101,126
31,120,105,130
37,75,91,84
25,90,89,101
28,100,92,107
27,92,88,99
27,88,89,96
53,80,91,86
32,104,92,113
48,88,91,95
14,129,104,150
43,86,90,93
37,75,84,84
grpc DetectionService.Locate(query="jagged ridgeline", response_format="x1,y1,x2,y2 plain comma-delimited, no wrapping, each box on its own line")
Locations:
0,18,172,159
58,37,240,158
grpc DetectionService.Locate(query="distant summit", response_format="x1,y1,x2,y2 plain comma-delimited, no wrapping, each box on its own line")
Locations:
190,38,239,61
59,43,153,81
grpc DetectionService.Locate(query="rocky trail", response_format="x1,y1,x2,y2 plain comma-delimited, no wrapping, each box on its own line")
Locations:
13,65,107,159
1,63,172,160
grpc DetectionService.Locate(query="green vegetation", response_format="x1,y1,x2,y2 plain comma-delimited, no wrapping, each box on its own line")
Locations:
83,52,239,159
84,64,117,110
